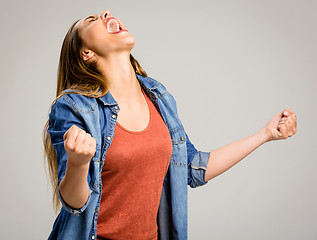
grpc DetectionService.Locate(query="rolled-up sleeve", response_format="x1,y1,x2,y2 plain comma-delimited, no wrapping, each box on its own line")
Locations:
185,132,211,188
58,185,92,216
47,95,92,215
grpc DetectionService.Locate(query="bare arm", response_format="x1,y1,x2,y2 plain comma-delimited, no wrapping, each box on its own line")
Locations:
205,129,268,182
59,125,96,209
59,162,91,209
205,108,297,182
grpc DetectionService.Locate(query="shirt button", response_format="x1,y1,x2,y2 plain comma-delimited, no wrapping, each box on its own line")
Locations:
114,106,118,110
107,136,111,140
180,136,185,141
91,236,95,239
112,114,116,118
95,208,98,213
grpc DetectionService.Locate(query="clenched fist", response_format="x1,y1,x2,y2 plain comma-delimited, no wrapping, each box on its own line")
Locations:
263,108,297,142
63,125,96,167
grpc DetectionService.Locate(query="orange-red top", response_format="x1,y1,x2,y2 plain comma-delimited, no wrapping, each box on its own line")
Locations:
97,88,172,240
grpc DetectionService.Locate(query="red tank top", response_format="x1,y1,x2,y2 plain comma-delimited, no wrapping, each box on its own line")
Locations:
97,87,172,240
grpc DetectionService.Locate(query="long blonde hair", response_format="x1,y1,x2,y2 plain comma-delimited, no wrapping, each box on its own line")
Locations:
43,19,148,214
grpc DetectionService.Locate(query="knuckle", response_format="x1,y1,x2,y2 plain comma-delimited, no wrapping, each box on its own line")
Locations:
89,148,96,156
74,146,82,154
82,149,89,156
65,143,75,151
64,139,70,146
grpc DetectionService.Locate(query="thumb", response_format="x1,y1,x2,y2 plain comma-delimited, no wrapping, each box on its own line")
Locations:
281,109,290,117
63,130,68,141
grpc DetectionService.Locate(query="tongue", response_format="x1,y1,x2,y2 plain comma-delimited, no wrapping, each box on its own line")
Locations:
107,20,119,33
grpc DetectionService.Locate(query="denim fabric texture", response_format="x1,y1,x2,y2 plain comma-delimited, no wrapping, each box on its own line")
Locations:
47,72,211,240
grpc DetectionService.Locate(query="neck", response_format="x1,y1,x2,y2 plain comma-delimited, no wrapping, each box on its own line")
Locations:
97,51,141,103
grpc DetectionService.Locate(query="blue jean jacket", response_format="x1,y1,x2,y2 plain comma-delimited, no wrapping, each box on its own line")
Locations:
47,72,211,240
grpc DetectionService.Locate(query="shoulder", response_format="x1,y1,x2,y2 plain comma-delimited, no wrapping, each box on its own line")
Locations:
145,75,165,88
51,90,99,115
137,73,169,96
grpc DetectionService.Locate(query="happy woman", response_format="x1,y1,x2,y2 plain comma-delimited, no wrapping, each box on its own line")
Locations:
43,9,297,240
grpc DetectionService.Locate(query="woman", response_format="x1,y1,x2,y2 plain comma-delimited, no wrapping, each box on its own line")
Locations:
43,9,297,240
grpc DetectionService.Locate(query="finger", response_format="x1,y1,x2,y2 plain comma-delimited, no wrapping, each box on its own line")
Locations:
285,116,297,131
278,121,286,132
83,133,92,151
284,122,292,135
279,124,288,138
282,108,292,117
288,124,296,137
278,118,288,129
291,113,297,129
283,121,294,138
279,118,287,124
90,137,96,148
64,125,80,150
89,137,97,155
64,125,77,141
289,119,297,134
75,129,87,145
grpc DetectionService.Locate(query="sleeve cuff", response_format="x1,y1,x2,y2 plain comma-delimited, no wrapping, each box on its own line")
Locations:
189,151,210,188
58,184,92,216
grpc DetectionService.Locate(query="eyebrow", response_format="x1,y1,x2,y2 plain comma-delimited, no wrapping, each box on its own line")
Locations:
84,15,96,22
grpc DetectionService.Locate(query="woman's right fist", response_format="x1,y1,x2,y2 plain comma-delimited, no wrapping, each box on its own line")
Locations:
63,125,96,167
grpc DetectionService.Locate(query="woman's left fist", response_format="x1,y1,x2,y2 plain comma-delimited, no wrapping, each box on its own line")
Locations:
263,108,297,142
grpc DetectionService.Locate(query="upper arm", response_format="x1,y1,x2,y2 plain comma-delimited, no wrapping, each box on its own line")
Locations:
162,87,211,187
186,131,211,188
47,95,87,184
47,95,92,214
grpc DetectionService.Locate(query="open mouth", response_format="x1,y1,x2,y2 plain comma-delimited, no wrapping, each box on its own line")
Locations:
105,17,128,34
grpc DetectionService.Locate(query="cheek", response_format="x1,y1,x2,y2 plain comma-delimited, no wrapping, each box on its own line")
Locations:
82,27,107,50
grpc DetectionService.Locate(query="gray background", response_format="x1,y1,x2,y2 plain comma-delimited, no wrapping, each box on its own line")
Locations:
0,0,315,239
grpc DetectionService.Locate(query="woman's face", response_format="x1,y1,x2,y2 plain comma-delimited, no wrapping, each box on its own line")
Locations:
76,10,135,59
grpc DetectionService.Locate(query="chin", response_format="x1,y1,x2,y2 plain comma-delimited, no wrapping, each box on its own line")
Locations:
123,35,136,50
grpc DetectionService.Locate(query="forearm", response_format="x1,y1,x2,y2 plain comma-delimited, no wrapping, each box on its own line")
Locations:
205,128,269,182
59,159,90,209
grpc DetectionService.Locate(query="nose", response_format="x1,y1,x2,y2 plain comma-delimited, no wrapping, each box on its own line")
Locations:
100,10,111,21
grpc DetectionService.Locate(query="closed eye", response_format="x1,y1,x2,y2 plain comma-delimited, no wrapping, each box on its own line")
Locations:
84,15,99,24
90,16,99,22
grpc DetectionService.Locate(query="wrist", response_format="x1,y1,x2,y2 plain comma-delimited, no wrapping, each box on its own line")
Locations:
67,156,91,169
64,158,90,185
256,128,270,144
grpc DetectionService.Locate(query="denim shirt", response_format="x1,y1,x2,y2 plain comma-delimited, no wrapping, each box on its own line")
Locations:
47,72,211,240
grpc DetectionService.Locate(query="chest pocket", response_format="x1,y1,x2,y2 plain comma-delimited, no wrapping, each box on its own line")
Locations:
170,125,187,167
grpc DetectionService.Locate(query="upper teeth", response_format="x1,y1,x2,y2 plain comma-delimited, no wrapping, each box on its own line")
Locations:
106,19,120,33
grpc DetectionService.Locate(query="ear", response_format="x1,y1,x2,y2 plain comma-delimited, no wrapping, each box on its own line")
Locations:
81,49,95,62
